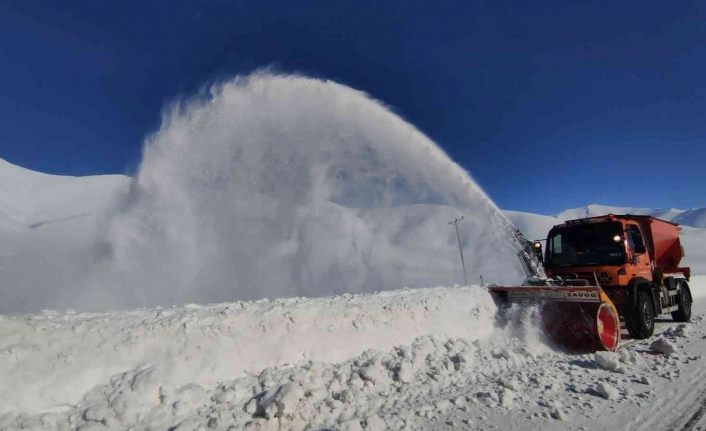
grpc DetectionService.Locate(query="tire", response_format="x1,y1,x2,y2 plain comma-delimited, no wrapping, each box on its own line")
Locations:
625,290,655,339
671,281,692,322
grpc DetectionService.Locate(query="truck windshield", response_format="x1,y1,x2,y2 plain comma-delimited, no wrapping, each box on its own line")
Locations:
546,222,625,267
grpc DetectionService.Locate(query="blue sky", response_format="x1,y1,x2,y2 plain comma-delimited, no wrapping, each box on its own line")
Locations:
1,0,704,214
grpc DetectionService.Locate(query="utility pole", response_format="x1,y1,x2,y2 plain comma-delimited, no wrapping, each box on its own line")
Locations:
448,216,468,285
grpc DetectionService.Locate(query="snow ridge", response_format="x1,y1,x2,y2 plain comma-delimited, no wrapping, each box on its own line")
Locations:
557,204,706,228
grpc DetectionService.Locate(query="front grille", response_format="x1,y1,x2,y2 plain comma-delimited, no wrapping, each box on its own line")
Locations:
553,271,615,287
554,272,594,281
551,272,598,286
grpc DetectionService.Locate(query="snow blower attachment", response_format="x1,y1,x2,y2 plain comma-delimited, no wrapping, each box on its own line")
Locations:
491,214,692,352
489,279,621,351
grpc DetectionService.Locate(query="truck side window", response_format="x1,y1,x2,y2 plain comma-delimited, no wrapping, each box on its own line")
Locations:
551,234,562,254
627,226,646,254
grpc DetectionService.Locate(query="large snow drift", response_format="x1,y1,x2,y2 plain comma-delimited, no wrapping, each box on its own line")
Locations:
83,73,527,310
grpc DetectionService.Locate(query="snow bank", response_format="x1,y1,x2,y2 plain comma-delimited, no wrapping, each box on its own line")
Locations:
2,331,550,430
0,285,498,415
2,268,704,429
0,284,557,431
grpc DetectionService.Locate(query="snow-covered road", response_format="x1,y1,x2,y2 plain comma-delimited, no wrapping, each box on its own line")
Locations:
1,276,704,430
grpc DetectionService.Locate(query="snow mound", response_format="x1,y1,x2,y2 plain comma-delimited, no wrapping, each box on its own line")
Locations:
595,381,620,400
594,351,624,373
650,336,677,355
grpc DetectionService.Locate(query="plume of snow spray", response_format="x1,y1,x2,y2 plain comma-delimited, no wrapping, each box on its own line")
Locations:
494,303,553,354
83,73,525,309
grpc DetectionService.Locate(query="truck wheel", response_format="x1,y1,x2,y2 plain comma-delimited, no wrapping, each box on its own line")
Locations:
671,281,692,322
625,291,655,339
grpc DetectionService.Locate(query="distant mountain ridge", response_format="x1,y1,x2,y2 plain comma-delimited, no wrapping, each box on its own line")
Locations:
557,204,706,229
0,157,129,228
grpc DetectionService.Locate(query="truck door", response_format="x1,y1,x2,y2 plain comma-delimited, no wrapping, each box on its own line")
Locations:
626,224,652,281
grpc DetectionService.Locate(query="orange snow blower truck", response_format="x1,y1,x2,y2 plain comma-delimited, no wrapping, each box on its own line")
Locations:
490,215,692,351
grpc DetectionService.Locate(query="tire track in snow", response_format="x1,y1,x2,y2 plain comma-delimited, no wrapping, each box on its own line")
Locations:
679,391,706,431
626,316,706,430
672,318,706,431
628,359,706,430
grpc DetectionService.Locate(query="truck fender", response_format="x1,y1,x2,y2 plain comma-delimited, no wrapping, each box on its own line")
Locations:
627,277,660,314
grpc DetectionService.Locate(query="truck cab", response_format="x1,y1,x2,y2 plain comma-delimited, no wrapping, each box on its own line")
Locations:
541,214,692,339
